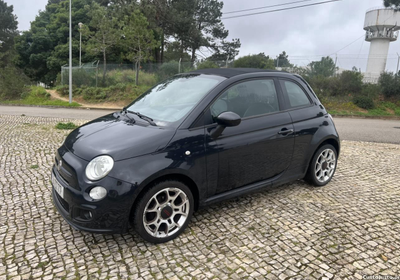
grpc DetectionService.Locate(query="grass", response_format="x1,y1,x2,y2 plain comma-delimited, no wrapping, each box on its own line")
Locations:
56,83,149,104
328,109,398,118
1,86,80,107
324,97,400,118
30,164,39,169
55,122,78,130
56,69,155,104
36,261,49,270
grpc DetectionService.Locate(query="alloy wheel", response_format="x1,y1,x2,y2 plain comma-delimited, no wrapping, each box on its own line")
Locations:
315,148,336,183
142,187,190,238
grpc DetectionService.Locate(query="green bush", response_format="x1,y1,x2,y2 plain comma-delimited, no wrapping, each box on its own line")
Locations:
353,95,375,110
307,71,363,97
0,66,29,100
20,86,49,99
108,69,135,84
108,83,127,92
157,61,180,81
30,86,49,98
56,82,149,103
56,85,71,96
61,69,98,88
307,75,340,97
58,68,158,89
136,71,157,86
361,83,380,99
197,61,218,69
339,71,363,95
234,53,275,69
379,72,400,98
82,87,107,101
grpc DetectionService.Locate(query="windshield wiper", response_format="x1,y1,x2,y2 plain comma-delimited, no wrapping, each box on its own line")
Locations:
121,108,136,123
125,109,157,126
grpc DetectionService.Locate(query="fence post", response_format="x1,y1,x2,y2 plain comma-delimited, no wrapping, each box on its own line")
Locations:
96,61,99,88
135,61,139,86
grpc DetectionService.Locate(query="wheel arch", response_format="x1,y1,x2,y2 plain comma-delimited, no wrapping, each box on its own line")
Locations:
318,138,340,157
129,172,200,223
305,137,340,175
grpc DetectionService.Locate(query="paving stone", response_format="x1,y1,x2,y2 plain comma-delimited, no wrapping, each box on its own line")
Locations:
0,115,400,279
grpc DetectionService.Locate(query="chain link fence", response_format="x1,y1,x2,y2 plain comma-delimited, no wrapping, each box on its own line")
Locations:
59,60,239,88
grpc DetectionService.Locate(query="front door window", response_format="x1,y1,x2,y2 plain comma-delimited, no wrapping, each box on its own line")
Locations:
210,79,280,120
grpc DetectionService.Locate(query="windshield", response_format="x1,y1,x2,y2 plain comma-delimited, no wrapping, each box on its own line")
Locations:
126,74,225,126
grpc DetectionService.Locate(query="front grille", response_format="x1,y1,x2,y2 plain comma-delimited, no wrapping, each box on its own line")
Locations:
55,153,80,190
55,191,69,212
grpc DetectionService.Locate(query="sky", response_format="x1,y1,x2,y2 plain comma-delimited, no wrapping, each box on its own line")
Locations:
5,0,400,72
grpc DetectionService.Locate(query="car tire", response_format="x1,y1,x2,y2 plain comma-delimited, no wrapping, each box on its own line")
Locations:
305,144,337,187
133,180,194,243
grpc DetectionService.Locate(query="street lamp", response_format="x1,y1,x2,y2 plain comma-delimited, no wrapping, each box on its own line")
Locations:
69,0,72,104
78,22,83,67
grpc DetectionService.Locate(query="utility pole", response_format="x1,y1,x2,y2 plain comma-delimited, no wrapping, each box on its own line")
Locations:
69,0,72,104
334,54,338,76
397,53,400,74
79,23,83,67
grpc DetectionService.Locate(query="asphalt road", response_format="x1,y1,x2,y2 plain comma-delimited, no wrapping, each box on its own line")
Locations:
333,117,400,144
0,105,116,120
1,105,399,144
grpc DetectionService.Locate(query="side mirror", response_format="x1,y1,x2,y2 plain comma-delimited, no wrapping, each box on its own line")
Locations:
216,111,241,127
211,111,241,139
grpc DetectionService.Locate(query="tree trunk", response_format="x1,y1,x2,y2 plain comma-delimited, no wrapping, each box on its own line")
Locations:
103,49,107,86
136,42,141,86
154,47,160,64
160,31,165,63
191,47,196,66
135,60,139,86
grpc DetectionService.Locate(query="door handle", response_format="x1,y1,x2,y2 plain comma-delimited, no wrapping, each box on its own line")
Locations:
278,128,294,136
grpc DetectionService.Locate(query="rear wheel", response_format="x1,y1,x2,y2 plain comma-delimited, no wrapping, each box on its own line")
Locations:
133,180,194,243
305,144,337,186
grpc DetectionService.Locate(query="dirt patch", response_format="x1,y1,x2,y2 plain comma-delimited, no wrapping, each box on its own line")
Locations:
47,90,70,103
46,89,123,110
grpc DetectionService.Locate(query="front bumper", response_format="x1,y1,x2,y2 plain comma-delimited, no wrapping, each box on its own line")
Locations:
51,155,137,234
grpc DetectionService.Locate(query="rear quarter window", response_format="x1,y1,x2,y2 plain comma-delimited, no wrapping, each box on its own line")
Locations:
280,80,311,108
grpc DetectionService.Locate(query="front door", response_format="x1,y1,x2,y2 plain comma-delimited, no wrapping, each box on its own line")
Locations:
205,78,295,195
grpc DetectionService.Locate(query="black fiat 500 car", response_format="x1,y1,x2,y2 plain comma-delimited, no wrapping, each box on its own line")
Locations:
51,68,340,243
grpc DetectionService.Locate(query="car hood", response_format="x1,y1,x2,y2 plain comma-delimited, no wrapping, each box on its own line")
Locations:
64,113,176,161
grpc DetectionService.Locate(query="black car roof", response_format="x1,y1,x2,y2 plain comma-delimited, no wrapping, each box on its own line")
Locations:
186,68,290,78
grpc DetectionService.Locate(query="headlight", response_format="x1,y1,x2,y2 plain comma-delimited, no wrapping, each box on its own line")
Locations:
85,155,114,181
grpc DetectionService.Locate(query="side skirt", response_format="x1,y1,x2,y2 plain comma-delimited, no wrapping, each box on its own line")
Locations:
201,172,284,207
201,172,305,208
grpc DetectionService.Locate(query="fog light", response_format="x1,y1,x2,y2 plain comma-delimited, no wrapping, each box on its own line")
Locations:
89,186,107,200
81,210,93,220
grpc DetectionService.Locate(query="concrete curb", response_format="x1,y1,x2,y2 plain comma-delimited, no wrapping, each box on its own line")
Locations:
0,103,120,111
331,114,400,120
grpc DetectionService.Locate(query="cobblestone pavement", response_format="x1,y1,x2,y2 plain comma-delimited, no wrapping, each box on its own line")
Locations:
1,114,400,280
